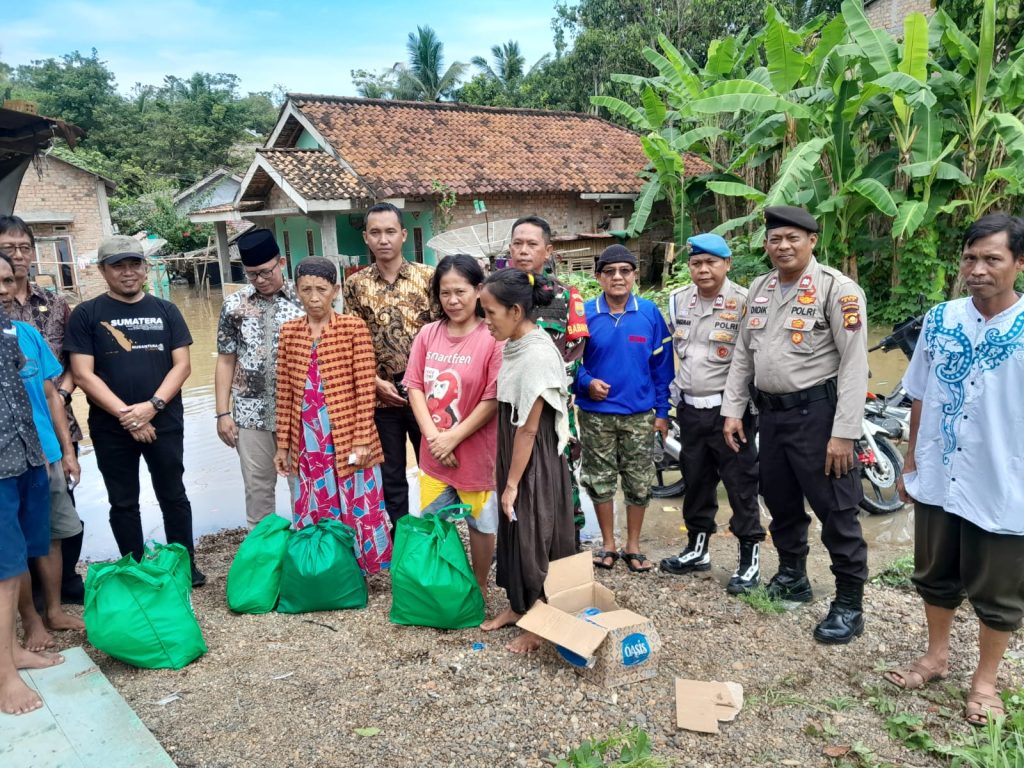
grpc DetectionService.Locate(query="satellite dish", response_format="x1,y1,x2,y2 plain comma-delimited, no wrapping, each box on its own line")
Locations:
426,218,520,260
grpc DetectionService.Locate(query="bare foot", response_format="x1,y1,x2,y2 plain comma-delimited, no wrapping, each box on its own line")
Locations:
507,630,543,654
43,610,85,632
13,647,64,670
0,675,42,715
481,606,521,632
20,618,55,653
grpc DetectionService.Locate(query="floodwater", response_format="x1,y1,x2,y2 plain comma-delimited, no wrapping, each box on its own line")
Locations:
75,286,914,564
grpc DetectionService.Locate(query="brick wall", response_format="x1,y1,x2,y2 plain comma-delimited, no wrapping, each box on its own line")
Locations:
442,192,667,276
864,0,934,34
14,156,114,299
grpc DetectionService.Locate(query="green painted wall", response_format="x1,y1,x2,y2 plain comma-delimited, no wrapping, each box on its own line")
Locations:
295,130,319,149
274,215,322,274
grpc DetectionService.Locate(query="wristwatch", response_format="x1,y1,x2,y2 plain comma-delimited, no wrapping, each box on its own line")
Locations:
149,396,166,412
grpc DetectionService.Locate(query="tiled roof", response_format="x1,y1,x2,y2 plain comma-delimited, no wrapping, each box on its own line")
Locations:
258,148,370,200
284,95,709,197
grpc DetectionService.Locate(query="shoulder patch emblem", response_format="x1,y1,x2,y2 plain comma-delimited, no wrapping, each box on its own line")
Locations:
843,311,862,330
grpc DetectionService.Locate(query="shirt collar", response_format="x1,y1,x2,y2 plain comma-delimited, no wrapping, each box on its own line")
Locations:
371,261,411,282
597,293,638,314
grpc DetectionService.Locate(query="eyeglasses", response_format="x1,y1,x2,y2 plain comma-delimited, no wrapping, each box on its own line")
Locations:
0,244,34,255
600,266,635,277
246,265,278,282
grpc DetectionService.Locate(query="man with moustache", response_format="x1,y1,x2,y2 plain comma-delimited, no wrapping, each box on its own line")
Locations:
215,228,304,529
885,214,1024,727
65,235,204,586
659,234,765,594
507,216,589,544
722,206,869,644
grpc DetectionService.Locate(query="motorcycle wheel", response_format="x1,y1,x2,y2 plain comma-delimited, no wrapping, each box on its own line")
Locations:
650,454,686,498
858,435,905,515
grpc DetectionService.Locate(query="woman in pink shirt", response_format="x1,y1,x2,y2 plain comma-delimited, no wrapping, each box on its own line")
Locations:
404,255,502,598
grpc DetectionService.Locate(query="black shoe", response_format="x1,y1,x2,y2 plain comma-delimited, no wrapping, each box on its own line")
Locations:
813,580,865,644
726,541,761,595
659,531,711,574
765,556,813,602
191,566,207,588
813,601,865,644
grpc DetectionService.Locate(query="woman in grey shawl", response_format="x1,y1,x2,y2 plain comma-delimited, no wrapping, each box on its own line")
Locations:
478,269,576,653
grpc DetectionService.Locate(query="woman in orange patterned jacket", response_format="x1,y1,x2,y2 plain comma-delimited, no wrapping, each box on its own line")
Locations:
274,257,392,573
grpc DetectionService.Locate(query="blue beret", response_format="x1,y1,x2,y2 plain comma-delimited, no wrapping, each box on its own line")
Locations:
687,233,731,258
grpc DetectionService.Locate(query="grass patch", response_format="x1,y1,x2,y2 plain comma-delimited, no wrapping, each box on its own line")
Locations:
738,585,786,614
550,727,669,767
875,689,1024,766
871,555,915,589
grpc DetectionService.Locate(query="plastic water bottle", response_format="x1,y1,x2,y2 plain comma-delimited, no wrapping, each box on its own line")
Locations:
651,432,665,463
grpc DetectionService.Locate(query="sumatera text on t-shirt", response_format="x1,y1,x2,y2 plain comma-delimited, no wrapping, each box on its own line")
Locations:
404,320,503,492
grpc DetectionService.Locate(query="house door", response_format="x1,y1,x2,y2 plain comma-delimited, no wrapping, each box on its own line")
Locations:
34,237,78,293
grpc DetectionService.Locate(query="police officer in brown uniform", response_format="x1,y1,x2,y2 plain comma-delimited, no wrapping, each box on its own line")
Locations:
722,206,870,644
659,234,765,594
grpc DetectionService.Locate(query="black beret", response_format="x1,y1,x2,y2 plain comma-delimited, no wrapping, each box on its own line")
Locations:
594,243,638,272
764,205,819,233
237,228,280,266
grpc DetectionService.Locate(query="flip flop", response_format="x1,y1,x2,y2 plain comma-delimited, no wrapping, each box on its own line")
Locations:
883,659,948,690
592,549,618,570
965,689,1004,727
620,551,653,573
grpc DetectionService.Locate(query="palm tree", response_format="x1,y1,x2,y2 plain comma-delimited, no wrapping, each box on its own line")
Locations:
471,41,550,86
396,26,467,102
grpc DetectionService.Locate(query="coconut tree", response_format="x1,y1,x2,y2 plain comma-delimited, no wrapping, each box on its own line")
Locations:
471,41,551,97
396,26,468,102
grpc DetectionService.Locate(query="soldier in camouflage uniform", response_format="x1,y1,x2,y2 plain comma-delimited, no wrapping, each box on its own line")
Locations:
508,217,589,546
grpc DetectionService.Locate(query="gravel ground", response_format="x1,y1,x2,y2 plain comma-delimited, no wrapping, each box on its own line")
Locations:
41,527,1023,768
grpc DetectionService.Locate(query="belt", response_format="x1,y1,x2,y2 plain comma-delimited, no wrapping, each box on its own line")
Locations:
755,379,835,411
682,392,723,409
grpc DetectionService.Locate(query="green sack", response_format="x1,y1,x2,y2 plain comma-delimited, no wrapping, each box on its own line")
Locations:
83,545,207,669
277,518,367,613
390,505,485,629
227,515,292,614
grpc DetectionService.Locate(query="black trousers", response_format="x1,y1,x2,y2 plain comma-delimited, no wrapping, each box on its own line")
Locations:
62,441,84,591
758,397,867,583
374,405,422,526
677,403,764,542
92,427,195,563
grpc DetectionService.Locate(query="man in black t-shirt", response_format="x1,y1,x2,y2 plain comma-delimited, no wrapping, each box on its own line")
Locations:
65,236,204,586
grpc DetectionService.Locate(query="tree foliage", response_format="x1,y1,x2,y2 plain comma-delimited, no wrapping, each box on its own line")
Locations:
591,0,1024,319
395,25,468,101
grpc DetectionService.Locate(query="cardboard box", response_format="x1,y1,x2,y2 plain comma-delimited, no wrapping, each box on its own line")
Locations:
517,551,661,687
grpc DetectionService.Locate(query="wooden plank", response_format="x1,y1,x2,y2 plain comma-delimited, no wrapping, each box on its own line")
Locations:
1,647,176,768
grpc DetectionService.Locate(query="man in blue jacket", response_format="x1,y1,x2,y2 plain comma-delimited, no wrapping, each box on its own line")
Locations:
575,244,673,573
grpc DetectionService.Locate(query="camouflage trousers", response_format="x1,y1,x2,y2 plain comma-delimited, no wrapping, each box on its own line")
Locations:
566,401,584,528
578,409,656,507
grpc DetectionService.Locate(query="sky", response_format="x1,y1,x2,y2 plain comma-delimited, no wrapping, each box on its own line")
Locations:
3,0,562,97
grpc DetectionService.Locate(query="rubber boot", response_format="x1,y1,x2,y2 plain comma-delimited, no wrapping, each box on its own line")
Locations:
813,579,865,644
765,555,813,602
726,540,760,595
659,531,711,575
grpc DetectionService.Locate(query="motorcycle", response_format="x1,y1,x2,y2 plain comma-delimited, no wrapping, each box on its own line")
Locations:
651,314,924,514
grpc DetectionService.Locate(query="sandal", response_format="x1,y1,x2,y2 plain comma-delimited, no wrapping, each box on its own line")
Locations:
965,688,1004,727
620,551,653,573
592,549,619,570
883,659,949,690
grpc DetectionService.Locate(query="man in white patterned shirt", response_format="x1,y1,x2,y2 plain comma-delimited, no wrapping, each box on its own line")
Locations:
215,229,304,528
885,214,1024,728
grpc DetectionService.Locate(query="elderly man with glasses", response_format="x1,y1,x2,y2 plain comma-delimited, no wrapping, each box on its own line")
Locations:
214,228,304,528
574,244,673,574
